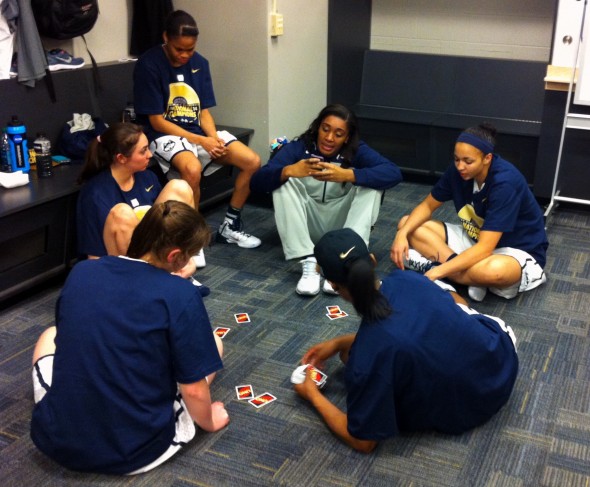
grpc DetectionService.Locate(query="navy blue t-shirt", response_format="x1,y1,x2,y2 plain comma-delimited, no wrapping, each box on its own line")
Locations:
134,45,216,141
345,271,518,440
76,169,161,257
31,257,222,474
431,155,548,267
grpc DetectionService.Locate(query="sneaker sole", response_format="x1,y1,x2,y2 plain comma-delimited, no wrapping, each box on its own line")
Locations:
215,233,261,249
48,64,85,71
296,288,320,296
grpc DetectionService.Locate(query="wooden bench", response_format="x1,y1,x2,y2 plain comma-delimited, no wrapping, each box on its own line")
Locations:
353,50,547,183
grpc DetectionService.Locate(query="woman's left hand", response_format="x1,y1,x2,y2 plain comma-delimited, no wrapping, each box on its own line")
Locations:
293,368,321,402
311,162,355,184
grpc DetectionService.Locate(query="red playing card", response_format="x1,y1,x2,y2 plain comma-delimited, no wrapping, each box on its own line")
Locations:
306,365,328,385
214,327,230,339
326,305,341,314
248,392,277,408
235,384,254,400
234,313,251,323
326,310,348,320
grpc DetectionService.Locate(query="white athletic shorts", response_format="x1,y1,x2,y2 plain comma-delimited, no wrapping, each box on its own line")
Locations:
445,223,547,299
32,355,196,475
149,130,237,178
456,303,517,350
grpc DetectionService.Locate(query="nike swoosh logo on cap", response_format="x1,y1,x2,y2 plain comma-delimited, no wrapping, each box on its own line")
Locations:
339,246,355,259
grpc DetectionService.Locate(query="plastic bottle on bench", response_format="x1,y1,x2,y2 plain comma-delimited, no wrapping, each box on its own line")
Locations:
6,116,30,173
34,132,53,178
0,129,11,172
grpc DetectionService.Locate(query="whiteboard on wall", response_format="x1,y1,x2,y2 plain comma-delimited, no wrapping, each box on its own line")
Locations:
574,0,590,105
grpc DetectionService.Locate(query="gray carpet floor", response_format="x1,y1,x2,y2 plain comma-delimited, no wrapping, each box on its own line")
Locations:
1,181,589,486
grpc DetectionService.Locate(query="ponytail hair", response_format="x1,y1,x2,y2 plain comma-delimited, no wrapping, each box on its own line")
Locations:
343,259,392,322
77,122,144,184
127,200,210,262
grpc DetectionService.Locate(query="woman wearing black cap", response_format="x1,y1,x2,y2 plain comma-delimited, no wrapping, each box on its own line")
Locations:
293,228,519,453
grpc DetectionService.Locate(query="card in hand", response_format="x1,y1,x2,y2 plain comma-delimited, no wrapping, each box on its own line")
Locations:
214,326,230,339
234,312,251,323
235,384,254,400
306,365,328,386
248,392,277,408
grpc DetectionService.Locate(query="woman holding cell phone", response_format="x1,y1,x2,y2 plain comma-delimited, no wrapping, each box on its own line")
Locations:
250,104,402,296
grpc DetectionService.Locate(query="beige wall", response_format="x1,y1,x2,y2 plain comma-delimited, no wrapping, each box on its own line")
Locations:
371,0,556,61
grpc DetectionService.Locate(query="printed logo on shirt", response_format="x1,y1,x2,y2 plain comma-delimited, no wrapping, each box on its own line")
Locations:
458,204,484,241
192,68,200,74
166,82,201,126
145,185,154,192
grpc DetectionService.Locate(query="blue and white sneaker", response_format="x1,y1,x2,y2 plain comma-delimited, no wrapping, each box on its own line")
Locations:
46,49,85,71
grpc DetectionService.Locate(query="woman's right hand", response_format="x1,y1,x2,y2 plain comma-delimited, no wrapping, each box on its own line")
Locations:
283,158,324,179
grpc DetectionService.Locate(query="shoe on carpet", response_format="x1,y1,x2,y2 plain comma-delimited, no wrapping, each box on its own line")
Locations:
322,279,339,295
193,249,206,268
190,277,210,297
296,257,320,296
404,249,437,273
468,285,488,302
433,279,457,293
216,220,261,248
46,49,85,71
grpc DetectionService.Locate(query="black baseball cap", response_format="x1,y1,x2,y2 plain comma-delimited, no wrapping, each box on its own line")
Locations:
314,228,372,283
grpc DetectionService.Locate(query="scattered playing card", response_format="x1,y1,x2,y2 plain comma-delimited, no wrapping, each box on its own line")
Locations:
326,310,348,320
248,392,277,408
326,305,341,314
214,326,230,339
234,312,251,323
235,384,254,400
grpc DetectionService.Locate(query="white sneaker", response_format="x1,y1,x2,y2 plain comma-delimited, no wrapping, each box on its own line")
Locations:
468,285,488,302
193,249,206,268
296,257,320,296
433,279,457,293
216,220,261,249
404,249,436,273
322,279,339,295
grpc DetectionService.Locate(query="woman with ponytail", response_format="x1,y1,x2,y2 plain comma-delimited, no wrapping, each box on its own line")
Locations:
76,122,194,261
31,201,229,474
294,228,519,453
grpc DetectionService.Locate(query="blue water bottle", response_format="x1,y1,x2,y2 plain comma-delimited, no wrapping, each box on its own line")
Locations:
6,116,30,173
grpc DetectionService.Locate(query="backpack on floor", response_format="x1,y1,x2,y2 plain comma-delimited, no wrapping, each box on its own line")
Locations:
31,0,99,40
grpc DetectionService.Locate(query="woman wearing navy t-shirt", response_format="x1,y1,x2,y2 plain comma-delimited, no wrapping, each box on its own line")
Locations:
391,123,548,302
293,228,518,452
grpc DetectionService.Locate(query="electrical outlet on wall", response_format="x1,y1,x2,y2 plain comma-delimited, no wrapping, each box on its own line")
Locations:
270,12,284,37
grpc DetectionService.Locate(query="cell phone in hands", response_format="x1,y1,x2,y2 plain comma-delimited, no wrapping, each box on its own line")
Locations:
310,154,324,161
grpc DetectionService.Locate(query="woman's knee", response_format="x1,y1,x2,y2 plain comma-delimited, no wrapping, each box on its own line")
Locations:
106,203,137,229
32,326,57,365
162,179,194,204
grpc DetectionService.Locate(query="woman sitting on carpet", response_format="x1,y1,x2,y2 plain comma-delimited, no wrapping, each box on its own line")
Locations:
250,103,402,296
31,201,229,474
294,228,518,452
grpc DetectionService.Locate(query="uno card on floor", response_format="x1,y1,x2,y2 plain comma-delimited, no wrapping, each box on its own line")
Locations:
235,384,254,401
214,326,231,339
234,312,251,324
248,392,277,408
326,305,341,315
326,305,348,320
